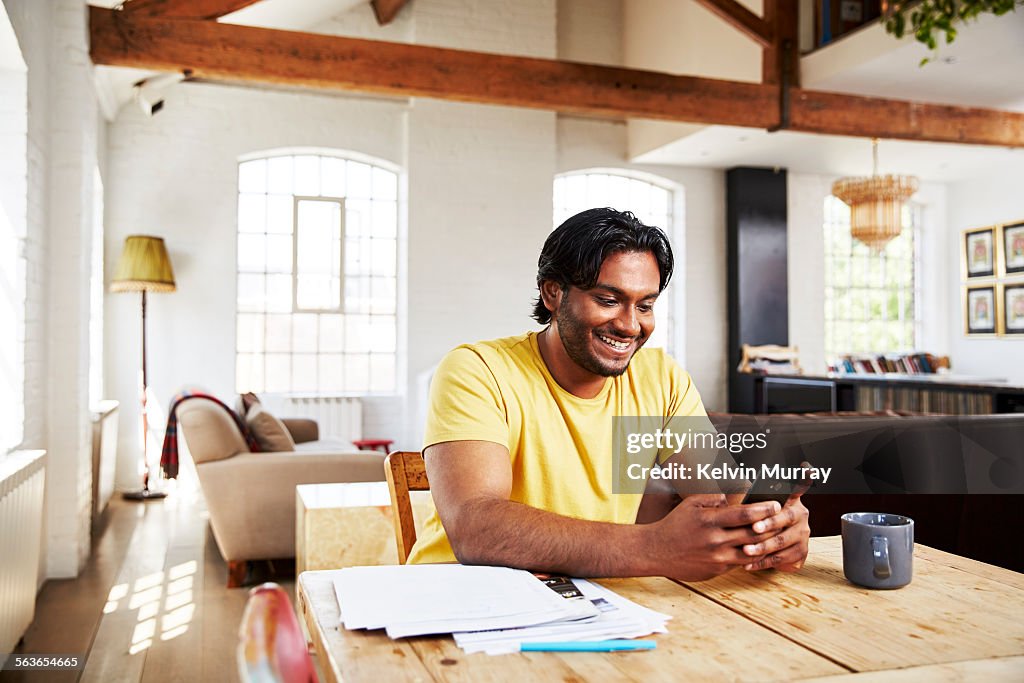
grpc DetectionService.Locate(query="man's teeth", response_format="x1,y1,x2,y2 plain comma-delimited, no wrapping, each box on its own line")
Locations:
597,334,630,350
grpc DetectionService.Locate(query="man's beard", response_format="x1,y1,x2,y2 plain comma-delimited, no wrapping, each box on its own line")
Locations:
554,301,645,377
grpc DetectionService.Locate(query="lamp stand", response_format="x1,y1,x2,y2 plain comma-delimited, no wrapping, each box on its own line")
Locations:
123,289,167,501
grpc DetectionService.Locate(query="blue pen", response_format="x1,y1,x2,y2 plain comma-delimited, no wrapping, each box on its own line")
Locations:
520,640,656,652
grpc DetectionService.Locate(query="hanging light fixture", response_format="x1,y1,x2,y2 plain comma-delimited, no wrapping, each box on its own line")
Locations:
832,138,919,252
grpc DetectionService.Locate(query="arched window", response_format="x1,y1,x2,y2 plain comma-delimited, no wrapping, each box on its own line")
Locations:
823,195,921,358
553,170,681,353
235,151,399,395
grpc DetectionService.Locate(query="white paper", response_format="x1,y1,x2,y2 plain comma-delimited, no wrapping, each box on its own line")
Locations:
332,564,599,638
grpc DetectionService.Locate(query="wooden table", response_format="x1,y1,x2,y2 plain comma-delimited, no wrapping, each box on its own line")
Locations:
295,482,432,573
297,537,1024,682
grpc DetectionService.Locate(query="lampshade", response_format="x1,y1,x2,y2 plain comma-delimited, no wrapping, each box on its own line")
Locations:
831,139,918,253
110,235,176,293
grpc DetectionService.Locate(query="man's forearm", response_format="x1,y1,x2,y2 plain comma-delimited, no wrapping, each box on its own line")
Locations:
447,496,660,577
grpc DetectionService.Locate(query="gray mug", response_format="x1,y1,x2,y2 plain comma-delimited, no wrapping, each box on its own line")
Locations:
841,512,914,589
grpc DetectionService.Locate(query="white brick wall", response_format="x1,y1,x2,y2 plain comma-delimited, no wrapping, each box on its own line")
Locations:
7,0,99,579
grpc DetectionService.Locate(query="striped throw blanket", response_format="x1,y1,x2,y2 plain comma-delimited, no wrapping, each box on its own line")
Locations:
160,391,260,479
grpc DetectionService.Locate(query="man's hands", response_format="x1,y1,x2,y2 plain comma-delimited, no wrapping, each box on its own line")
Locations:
649,491,810,581
740,493,811,573
650,494,783,582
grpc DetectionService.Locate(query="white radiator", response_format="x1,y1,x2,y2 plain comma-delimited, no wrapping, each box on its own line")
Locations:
274,396,362,445
0,449,45,656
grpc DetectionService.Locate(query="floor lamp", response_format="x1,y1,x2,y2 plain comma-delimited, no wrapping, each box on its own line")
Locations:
111,235,176,501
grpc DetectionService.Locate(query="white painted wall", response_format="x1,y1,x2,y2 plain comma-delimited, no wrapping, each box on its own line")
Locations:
947,175,1024,385
6,0,100,578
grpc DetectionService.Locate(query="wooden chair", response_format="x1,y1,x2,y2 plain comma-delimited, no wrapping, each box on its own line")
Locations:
384,451,429,564
237,582,318,683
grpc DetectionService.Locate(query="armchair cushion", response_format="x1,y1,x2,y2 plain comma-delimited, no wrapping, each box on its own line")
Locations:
245,404,296,452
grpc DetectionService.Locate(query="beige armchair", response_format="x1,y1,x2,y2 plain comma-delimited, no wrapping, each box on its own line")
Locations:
175,397,385,586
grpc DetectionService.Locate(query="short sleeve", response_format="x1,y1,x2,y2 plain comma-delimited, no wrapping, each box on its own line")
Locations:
423,346,510,451
657,353,714,465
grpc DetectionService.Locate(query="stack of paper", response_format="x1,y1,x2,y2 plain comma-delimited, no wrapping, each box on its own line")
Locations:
332,565,670,655
453,578,671,655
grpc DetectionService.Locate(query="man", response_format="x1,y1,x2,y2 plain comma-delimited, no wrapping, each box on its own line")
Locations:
408,208,810,581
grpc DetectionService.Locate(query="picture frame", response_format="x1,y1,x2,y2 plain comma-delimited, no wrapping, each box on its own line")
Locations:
1001,222,1024,276
964,284,997,335
963,226,995,279
1002,282,1024,336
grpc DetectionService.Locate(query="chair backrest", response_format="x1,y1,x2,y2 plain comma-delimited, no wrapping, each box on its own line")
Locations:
237,582,318,683
384,451,429,564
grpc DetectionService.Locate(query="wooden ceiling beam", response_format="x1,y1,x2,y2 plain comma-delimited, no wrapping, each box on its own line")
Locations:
123,0,262,20
371,0,410,26
88,6,1024,147
89,6,778,129
692,0,773,48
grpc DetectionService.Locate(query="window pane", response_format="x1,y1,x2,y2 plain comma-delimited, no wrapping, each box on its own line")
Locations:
369,315,396,353
236,353,264,393
345,276,370,314
237,314,264,352
267,156,293,194
292,354,318,392
238,233,265,273
372,167,397,201
347,199,371,238
296,199,342,310
266,234,292,274
238,160,266,193
266,274,292,313
265,354,291,392
292,313,318,353
370,277,396,314
371,239,396,277
266,314,292,352
238,274,265,312
319,314,344,352
347,161,372,199
345,315,371,352
238,194,265,233
322,157,345,197
372,200,397,238
294,155,320,196
266,195,294,234
320,354,344,392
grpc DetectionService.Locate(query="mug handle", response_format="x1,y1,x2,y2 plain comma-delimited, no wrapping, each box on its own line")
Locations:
871,535,891,579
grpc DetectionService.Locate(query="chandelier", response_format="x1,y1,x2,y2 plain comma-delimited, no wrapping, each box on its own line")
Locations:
831,139,919,252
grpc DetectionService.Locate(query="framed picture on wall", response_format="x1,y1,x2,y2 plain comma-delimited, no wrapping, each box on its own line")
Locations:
964,227,995,278
1002,222,1024,276
1003,283,1024,335
965,285,997,335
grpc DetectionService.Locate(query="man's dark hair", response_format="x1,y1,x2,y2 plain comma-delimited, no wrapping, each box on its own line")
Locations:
532,207,674,325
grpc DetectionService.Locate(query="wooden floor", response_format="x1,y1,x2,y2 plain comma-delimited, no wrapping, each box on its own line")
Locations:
4,482,297,683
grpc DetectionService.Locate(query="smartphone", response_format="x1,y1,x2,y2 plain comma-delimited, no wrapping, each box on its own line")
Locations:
740,477,792,507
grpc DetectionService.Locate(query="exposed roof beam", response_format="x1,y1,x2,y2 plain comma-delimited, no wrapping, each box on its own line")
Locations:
371,0,410,26
88,6,1024,147
123,0,262,20
692,0,773,48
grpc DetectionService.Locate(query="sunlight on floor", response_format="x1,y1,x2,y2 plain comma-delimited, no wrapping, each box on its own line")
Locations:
123,559,200,653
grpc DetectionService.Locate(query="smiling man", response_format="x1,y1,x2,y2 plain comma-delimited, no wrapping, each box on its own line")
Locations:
408,208,810,580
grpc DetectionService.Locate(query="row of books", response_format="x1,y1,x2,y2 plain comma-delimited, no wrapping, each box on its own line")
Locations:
829,353,941,375
854,386,995,415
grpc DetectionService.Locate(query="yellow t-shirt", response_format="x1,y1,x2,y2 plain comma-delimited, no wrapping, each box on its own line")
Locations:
407,331,708,564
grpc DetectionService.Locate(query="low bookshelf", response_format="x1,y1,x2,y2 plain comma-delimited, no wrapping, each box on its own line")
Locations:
743,374,1024,414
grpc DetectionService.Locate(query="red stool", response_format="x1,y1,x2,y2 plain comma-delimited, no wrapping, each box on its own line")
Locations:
352,438,394,453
